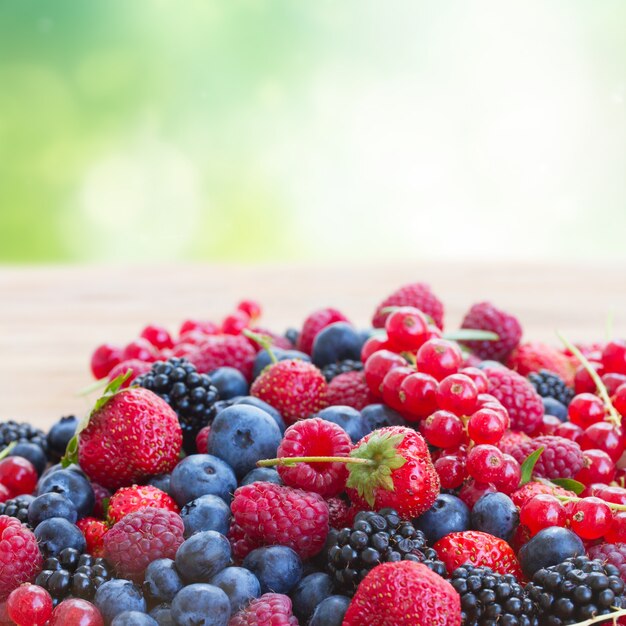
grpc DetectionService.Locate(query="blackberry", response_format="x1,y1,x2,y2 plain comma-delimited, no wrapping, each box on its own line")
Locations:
136,358,220,452
35,547,114,605
321,359,364,382
528,370,574,406
0,420,48,454
526,555,626,625
451,564,538,626
326,508,447,595
0,496,32,526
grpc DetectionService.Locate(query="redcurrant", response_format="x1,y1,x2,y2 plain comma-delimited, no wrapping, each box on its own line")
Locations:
89,344,121,380
364,350,407,398
603,339,626,375
468,408,507,445
221,311,250,335
381,366,414,411
237,299,262,321
460,367,489,394
420,410,464,448
416,339,462,381
568,393,606,429
385,307,430,351
519,494,566,536
494,454,521,494
466,444,505,484
121,338,158,363
0,457,38,496
434,455,467,489
7,585,53,626
569,497,612,540
398,372,438,421
574,361,604,395
437,374,479,416
580,422,625,462
47,598,104,626
554,421,584,443
575,449,616,485
140,324,174,350
458,480,497,508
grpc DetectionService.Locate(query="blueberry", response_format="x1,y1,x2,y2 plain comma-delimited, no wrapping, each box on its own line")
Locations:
94,579,147,625
232,397,286,433
239,467,282,487
415,494,470,544
37,468,95,518
290,572,334,623
253,349,310,379
312,322,364,368
175,530,231,583
46,415,79,461
34,517,86,556
471,492,518,542
171,584,231,626
208,405,282,479
309,595,351,626
242,545,303,594
317,406,364,443
9,442,47,475
145,474,172,495
210,566,261,614
543,397,568,421
143,558,183,604
361,404,407,434
518,527,585,578
170,455,237,507
209,367,249,399
111,612,157,626
149,604,174,626
28,493,78,527
180,494,231,537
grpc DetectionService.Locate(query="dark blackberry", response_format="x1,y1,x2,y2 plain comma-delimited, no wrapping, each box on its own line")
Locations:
0,496,32,526
136,358,220,453
528,370,574,406
326,508,447,595
0,420,48,454
451,564,538,626
526,555,626,625
35,548,114,605
321,359,363,382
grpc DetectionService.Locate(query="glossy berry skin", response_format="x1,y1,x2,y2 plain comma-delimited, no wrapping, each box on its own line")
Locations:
107,484,179,525
121,338,158,363
237,299,262,321
7,585,53,626
47,598,104,626
569,496,612,540
468,408,506,445
360,335,388,362
605,512,626,543
222,311,250,335
603,339,626,374
517,526,585,579
520,494,567,536
458,480,497,509
494,454,521,494
466,445,505,484
0,457,37,497
434,455,467,490
437,374,478,416
90,344,122,380
398,372,438,420
385,307,430,351
614,383,626,417
179,319,219,337
381,366,414,412
416,338,462,381
140,324,174,350
363,350,407,398
461,367,489,394
420,411,464,449
568,392,606,428
580,422,625,462
555,421,584,443
575,449,616,485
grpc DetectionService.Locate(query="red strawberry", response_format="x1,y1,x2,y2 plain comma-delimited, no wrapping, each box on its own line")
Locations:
107,484,179,524
250,359,328,425
298,308,349,355
345,426,440,519
69,377,183,490
327,370,376,410
507,342,576,385
372,282,444,330
76,517,108,557
433,530,523,579
187,334,256,380
343,561,461,626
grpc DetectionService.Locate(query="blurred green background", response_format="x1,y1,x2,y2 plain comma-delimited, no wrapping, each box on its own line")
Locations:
0,1,624,263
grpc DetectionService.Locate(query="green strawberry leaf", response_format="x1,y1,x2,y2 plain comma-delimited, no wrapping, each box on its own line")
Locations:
550,478,585,495
442,329,500,342
520,447,544,485
0,441,16,461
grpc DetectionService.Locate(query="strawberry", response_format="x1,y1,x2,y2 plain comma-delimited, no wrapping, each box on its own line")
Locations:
76,517,108,557
107,484,179,525
342,561,461,626
507,341,576,385
250,359,328,425
187,334,256,380
64,375,183,490
433,530,523,579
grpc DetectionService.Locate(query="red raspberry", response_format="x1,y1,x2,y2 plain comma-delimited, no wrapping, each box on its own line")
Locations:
107,359,152,387
229,482,329,560
507,435,584,479
485,367,544,434
91,483,111,519
507,342,575,385
107,484,179,524
297,308,349,355
497,430,530,453
460,302,522,361
195,425,211,454
510,481,577,508
187,334,256,380
76,517,108,558
326,370,375,410
276,418,351,497
229,593,299,626
90,343,122,380
588,543,626,582
0,516,42,600
103,507,184,581
326,497,357,529
372,282,444,329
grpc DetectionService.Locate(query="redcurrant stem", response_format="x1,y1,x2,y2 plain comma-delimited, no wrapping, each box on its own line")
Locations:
0,441,16,461
257,456,376,468
557,332,621,427
243,329,278,364
555,495,626,512
568,606,626,625
401,352,417,367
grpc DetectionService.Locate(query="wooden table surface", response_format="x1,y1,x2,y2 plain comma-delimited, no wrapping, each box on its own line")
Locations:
1,262,625,431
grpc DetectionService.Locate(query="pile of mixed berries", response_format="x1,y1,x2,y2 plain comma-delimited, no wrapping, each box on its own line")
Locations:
3,284,626,625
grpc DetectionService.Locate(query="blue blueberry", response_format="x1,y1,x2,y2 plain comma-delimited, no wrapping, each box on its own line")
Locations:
312,322,364,368
170,455,237,507
415,494,470,544
361,404,407,434
94,579,147,625
210,566,261,614
285,328,299,345
518,527,585,578
208,405,282,479
171,584,231,626
180,494,231,537
143,558,184,604
471,492,518,542
175,530,231,583
46,415,79,461
149,604,174,626
34,517,86,556
232,397,286,433
317,406,364,443
209,367,249,399
111,612,157,626
37,467,95,518
9,442,47,475
146,474,172,495
240,467,282,487
253,348,310,379
28,493,78,527
543,397,568,421
242,545,303,594
290,572,334,624
309,595,351,626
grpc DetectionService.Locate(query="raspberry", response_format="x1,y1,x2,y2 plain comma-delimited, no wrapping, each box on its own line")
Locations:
372,282,444,329
107,359,152,386
588,543,626,582
103,507,184,581
510,480,577,508
276,418,352,497
460,302,522,361
326,370,374,410
187,334,256,380
508,341,576,385
297,308,349,355
229,482,329,560
195,425,211,454
229,593,299,626
485,366,544,434
507,435,584,479
0,516,42,600
76,517,108,558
